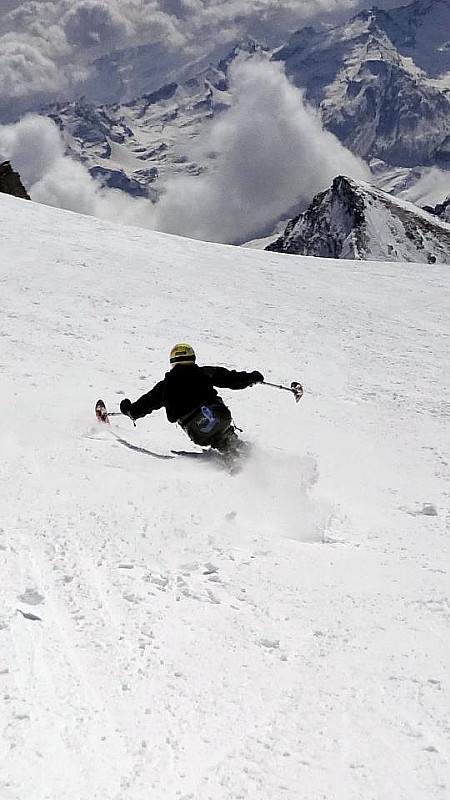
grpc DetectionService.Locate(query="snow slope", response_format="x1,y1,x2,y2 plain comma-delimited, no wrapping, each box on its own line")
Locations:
0,194,449,800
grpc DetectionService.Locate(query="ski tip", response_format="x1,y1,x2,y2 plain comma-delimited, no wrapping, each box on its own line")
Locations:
95,399,110,423
290,382,304,402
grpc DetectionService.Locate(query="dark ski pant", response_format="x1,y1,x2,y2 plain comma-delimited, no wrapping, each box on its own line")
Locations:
179,403,234,450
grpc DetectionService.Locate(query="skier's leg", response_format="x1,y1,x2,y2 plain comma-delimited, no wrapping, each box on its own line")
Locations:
181,403,233,449
212,426,244,455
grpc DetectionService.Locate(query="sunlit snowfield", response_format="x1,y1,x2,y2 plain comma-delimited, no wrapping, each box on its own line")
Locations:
0,194,449,799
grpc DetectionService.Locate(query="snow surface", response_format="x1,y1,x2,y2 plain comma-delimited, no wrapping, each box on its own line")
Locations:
0,194,449,800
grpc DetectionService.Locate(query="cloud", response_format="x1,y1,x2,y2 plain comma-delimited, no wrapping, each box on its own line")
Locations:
0,1,185,114
0,24,73,120
0,68,369,247
158,0,191,17
399,167,450,209
4,2,52,32
154,58,369,243
0,0,398,117
181,0,360,46
0,114,156,224
62,1,134,48
0,35,68,101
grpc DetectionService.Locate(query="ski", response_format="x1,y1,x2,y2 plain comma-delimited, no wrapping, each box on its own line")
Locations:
93,402,240,471
95,398,110,423
95,399,124,422
171,449,211,458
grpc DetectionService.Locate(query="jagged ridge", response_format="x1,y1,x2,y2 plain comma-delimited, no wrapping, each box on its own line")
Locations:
273,4,450,165
0,161,30,200
266,176,450,263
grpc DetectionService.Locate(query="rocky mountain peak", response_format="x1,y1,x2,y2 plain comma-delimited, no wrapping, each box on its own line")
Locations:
39,0,449,242
0,161,30,200
273,1,450,166
266,176,450,263
217,38,269,73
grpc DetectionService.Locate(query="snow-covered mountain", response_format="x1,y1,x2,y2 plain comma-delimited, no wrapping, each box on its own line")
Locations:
266,175,450,263
45,40,265,198
46,70,226,197
43,0,450,209
88,39,247,107
1,192,449,800
375,0,450,79
273,1,450,166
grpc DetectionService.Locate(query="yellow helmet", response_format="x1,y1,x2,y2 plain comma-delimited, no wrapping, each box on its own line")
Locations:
169,343,196,367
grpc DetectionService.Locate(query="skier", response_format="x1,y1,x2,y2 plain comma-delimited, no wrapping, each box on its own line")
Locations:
120,343,264,453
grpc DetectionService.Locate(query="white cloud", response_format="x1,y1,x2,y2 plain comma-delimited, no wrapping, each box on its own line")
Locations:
0,36,68,101
62,1,134,48
399,167,450,209
3,2,54,31
0,1,185,113
181,0,359,45
0,114,62,186
0,1,396,115
0,74,369,246
154,58,369,243
0,114,156,224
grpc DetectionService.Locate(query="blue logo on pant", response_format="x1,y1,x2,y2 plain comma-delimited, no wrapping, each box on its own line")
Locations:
198,406,218,433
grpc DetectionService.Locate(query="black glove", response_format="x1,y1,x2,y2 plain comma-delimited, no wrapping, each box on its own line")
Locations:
120,398,133,417
248,370,264,385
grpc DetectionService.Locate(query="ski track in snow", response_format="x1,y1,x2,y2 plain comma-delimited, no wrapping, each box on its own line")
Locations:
0,195,449,799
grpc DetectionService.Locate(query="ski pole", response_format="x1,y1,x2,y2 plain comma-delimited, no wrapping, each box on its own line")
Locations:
110,410,136,426
95,400,136,425
262,380,303,403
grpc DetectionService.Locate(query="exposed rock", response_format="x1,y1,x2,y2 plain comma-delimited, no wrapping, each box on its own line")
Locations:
423,195,450,223
89,165,156,198
266,176,450,264
0,161,30,200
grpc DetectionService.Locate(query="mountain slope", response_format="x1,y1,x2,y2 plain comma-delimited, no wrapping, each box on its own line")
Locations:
1,194,449,799
46,41,265,196
266,175,450,262
273,4,450,165
377,0,450,79
42,0,450,221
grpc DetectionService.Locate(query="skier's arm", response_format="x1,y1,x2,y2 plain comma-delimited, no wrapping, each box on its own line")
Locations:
121,380,165,420
202,366,264,389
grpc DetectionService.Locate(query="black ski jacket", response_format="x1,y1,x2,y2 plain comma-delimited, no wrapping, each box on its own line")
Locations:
128,363,259,423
